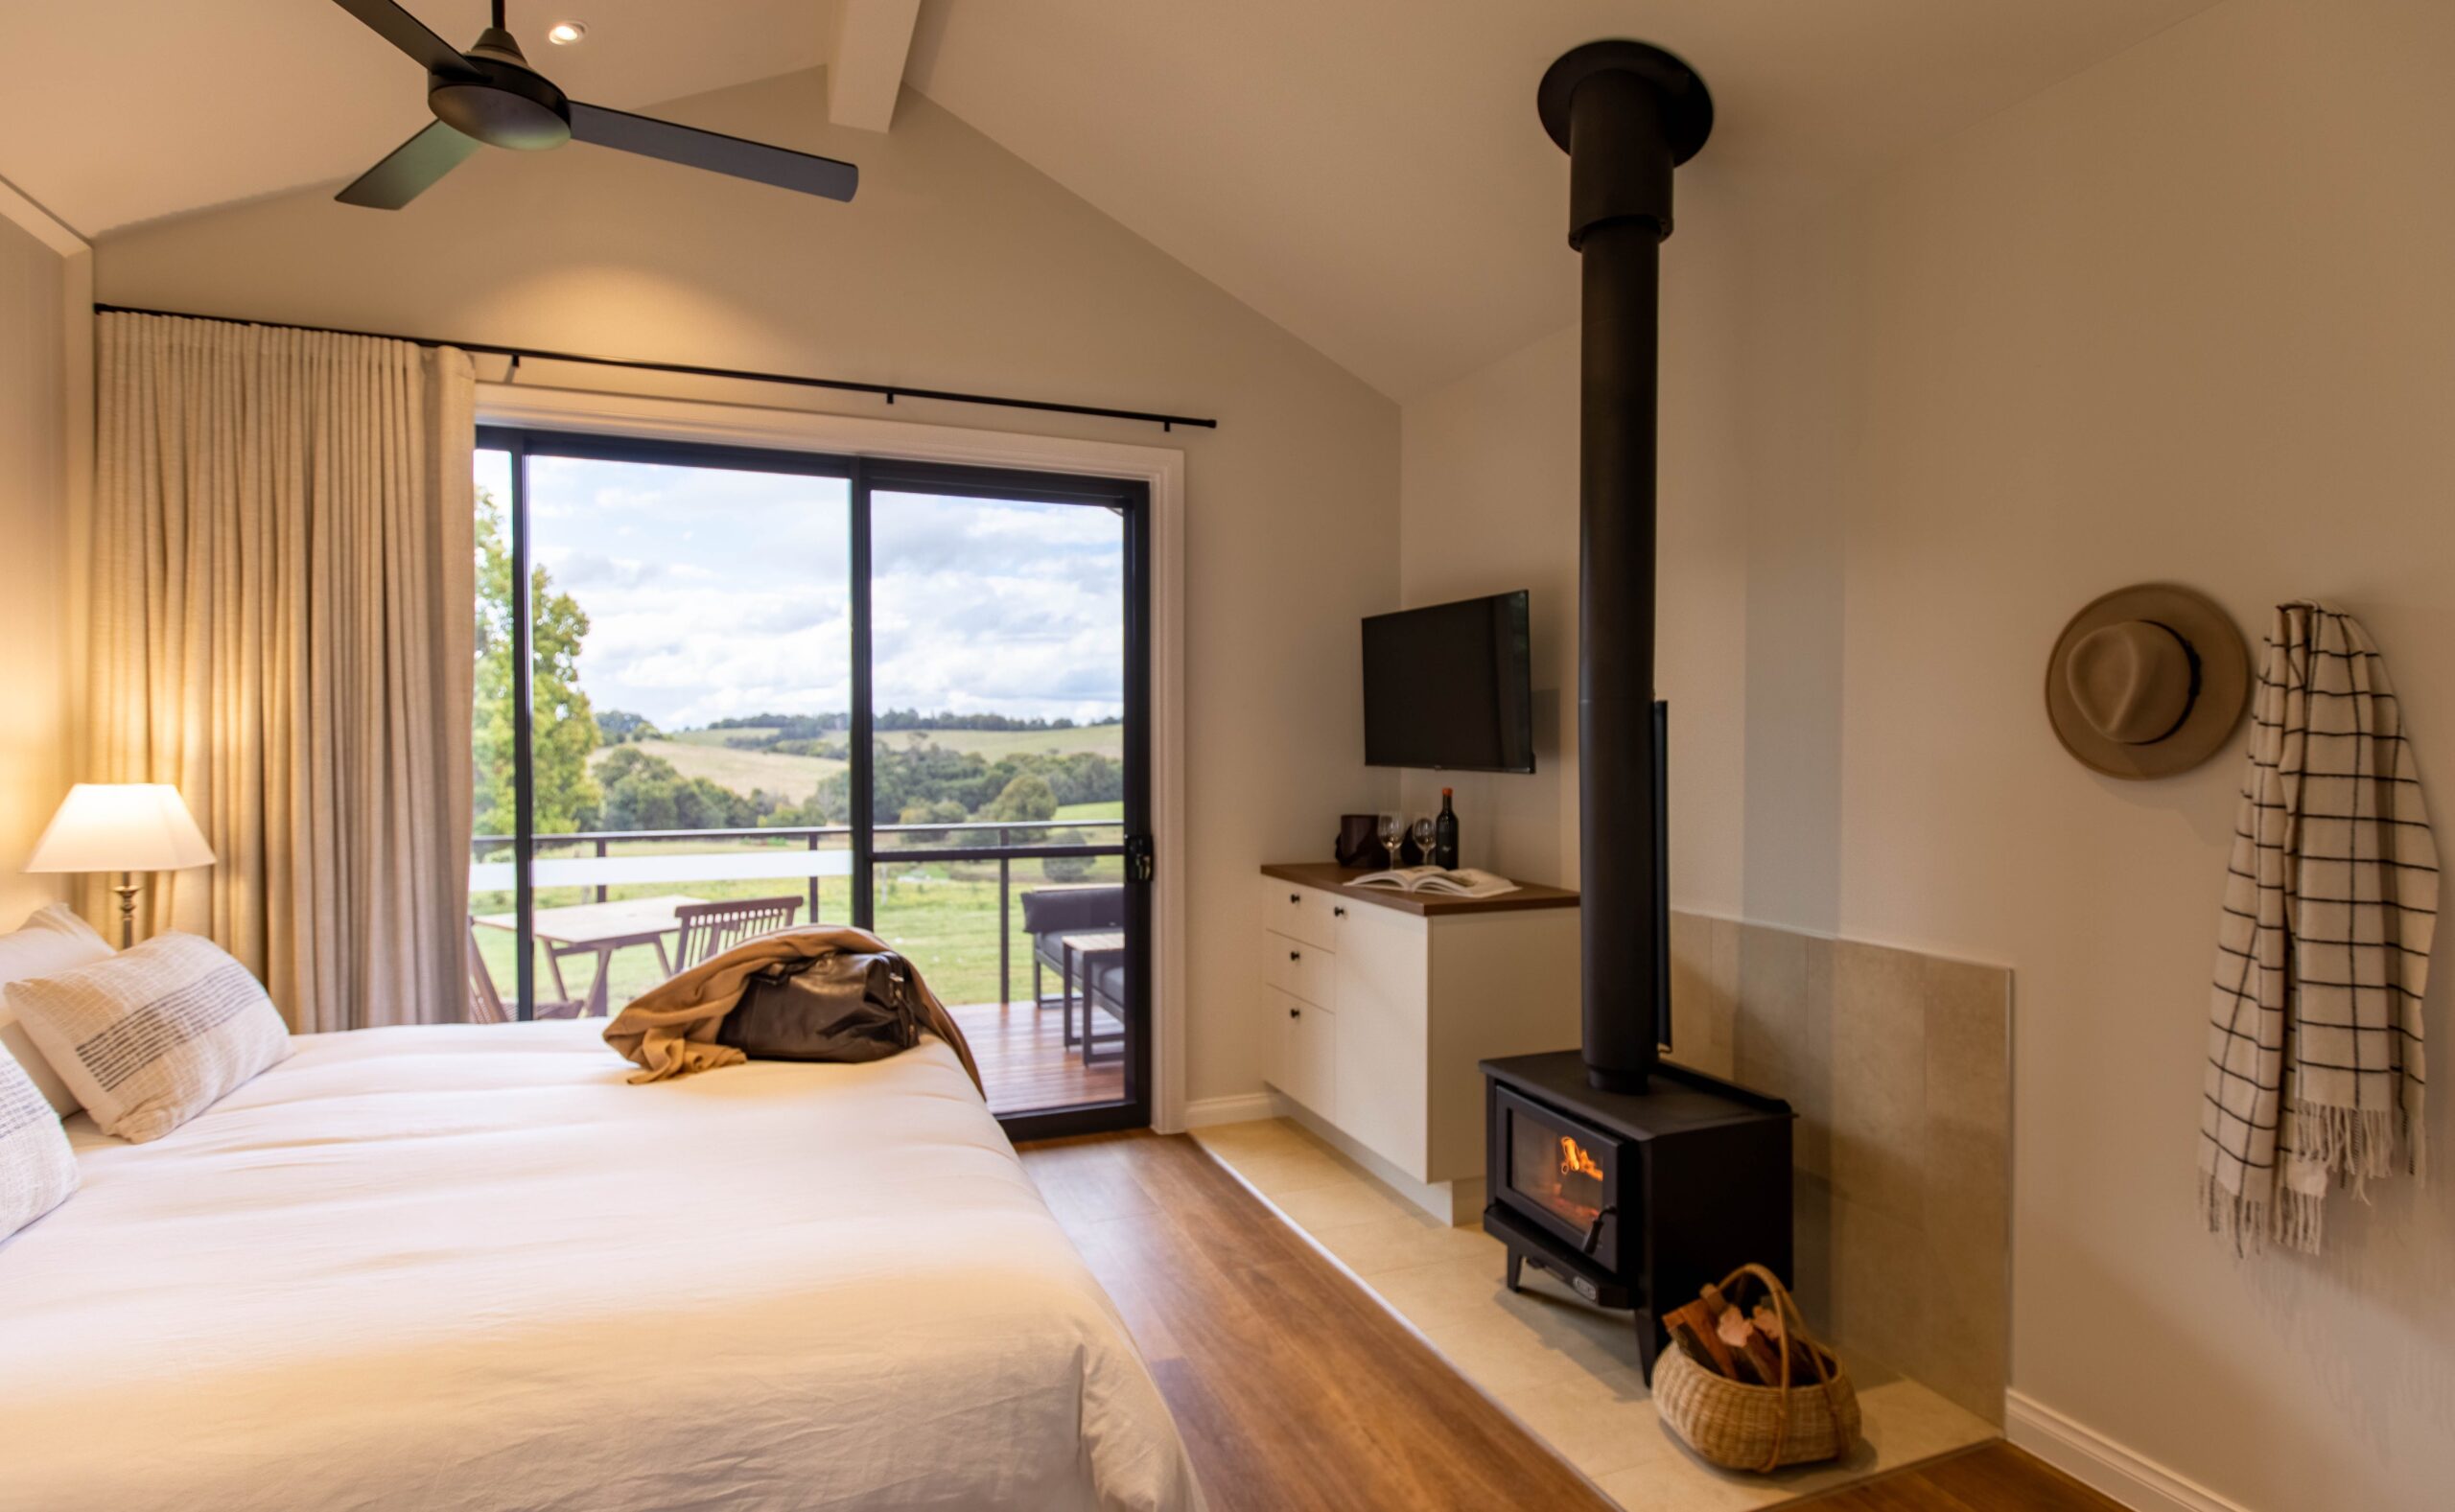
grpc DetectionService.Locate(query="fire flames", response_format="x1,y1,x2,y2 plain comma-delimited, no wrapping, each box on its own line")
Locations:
1558,1135,1604,1182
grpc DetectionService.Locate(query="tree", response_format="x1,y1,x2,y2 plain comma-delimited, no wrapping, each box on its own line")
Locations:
597,745,758,831
595,709,661,744
473,489,600,835
1041,854,1095,882
984,772,1059,824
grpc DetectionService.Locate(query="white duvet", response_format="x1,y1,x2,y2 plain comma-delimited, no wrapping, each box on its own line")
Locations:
0,1021,1201,1512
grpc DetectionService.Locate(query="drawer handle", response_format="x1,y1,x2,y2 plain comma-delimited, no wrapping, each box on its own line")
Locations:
1288,893,1300,903
1333,906,1346,918
1288,950,1301,961
1289,1007,1300,1017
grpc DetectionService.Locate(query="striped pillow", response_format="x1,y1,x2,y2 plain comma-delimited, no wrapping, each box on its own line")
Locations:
1,1050,76,1242
5,935,290,1144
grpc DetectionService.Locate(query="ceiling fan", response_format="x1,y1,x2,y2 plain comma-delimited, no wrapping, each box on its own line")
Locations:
328,0,858,209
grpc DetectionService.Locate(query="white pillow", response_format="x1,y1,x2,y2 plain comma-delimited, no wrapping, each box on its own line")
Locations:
0,903,116,1116
6,934,291,1144
0,1048,77,1243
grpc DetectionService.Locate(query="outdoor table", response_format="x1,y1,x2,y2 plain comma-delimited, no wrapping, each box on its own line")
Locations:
1060,929,1129,1066
474,894,707,1017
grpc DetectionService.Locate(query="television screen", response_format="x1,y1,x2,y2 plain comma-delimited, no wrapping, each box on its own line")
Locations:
1362,591,1535,773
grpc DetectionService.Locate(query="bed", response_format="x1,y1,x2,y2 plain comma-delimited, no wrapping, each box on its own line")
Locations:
0,1020,1202,1512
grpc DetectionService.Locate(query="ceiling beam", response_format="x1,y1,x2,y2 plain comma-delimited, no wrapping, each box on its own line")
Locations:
828,0,923,133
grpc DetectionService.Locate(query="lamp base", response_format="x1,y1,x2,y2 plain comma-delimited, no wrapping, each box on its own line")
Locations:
113,873,138,950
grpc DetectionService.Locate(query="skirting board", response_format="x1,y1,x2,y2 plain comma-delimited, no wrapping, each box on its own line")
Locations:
2006,1390,2255,1512
1180,1090,1290,1129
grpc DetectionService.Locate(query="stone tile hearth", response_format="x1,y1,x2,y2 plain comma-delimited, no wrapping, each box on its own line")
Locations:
1191,1117,1996,1510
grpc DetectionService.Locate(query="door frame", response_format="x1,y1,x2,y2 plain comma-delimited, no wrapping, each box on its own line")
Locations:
474,383,1191,1133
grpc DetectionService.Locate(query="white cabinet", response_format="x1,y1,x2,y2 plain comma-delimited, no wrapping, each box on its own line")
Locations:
1256,868,1581,1204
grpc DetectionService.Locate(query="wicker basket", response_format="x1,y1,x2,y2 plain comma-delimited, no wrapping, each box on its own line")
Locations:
1652,1264,1861,1472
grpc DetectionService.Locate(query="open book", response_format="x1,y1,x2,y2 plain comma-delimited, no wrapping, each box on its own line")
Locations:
1349,866,1519,899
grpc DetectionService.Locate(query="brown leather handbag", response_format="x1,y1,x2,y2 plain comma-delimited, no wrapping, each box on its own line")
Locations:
715,951,921,1063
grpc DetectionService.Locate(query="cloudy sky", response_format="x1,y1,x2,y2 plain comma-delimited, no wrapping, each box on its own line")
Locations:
476,450,1126,730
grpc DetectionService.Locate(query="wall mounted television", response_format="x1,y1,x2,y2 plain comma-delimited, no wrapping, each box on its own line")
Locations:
1362,591,1536,773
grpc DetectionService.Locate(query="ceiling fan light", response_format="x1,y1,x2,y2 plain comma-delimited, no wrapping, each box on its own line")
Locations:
547,21,586,45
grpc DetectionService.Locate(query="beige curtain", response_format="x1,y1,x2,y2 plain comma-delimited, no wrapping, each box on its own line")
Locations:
90,313,476,1032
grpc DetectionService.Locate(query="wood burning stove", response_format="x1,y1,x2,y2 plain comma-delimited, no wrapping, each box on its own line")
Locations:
1484,1052,1793,1379
1475,39,1802,1384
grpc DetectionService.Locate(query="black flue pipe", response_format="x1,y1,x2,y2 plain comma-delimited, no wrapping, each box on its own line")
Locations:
1538,42,1713,1094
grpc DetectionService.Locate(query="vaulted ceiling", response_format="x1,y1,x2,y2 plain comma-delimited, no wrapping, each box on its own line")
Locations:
4,0,2222,399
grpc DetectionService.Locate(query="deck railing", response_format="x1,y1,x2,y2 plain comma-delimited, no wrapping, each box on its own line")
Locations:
470,819,1124,1010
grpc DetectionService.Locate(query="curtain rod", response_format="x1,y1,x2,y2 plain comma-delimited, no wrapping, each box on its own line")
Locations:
90,303,1219,433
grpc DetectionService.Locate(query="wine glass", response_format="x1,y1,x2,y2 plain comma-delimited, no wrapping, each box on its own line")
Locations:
1377,813,1404,870
1411,816,1438,869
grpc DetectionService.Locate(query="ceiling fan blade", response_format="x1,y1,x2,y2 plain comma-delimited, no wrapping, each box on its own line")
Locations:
336,121,481,209
567,103,858,202
328,0,478,79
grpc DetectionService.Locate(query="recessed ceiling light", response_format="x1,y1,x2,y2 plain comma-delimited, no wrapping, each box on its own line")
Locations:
547,21,587,45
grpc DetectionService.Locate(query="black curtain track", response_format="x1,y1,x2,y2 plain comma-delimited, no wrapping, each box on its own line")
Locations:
91,303,1219,434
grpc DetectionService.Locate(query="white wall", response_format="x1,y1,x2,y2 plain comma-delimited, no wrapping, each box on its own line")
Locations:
1766,3,2455,1505
1402,1,2455,1505
91,71,1401,1108
0,209,77,921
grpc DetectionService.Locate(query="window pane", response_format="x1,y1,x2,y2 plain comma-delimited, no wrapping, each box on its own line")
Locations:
869,488,1129,1114
519,453,853,1018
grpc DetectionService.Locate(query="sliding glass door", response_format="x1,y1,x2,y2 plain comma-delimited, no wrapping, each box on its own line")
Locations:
470,432,1150,1134
860,460,1150,1132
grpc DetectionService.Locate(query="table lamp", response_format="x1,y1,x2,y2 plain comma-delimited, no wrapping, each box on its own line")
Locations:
25,783,217,947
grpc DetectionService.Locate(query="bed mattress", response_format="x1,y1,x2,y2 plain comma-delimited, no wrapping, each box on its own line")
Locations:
0,1020,1200,1511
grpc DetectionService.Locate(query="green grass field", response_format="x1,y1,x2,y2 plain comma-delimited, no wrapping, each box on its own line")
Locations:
599,737,845,802
471,847,1126,1013
901,725,1123,758
500,724,1128,1015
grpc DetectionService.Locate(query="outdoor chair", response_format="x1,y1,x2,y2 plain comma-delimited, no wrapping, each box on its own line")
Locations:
1017,885,1127,1012
466,921,588,1023
673,896,805,970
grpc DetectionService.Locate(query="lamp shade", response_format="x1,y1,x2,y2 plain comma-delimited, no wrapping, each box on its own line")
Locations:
24,784,216,874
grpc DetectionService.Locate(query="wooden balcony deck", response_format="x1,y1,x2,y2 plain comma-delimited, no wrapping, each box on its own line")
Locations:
947,998,1126,1115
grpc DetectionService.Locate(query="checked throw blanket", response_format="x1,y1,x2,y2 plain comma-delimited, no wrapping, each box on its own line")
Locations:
2202,603,2436,1253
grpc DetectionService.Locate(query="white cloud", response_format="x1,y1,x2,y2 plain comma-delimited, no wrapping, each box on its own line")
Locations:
496,456,1124,729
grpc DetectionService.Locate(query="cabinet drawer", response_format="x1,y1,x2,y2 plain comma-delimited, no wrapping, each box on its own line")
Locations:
1265,930,1337,1008
1262,878,1342,951
1270,987,1336,1118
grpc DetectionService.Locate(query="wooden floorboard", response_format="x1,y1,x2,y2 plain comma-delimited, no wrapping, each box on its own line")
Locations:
1017,1130,1616,1512
1789,1442,2128,1511
948,998,1123,1114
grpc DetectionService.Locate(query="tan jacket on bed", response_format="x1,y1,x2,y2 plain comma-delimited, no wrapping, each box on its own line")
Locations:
603,925,983,1093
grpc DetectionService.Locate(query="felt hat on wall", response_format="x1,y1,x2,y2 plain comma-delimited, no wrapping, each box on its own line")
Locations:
2046,583,2250,779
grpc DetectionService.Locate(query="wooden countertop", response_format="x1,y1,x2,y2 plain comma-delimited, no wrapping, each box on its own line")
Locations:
1260,862,1579,917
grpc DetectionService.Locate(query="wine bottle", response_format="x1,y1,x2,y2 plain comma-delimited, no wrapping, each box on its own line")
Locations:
1434,788,1460,870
